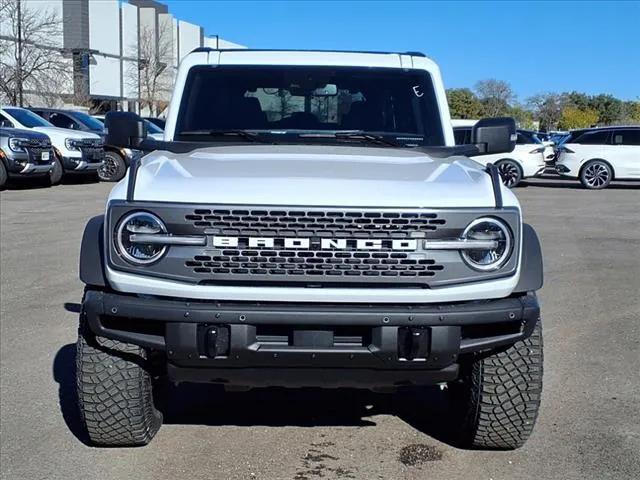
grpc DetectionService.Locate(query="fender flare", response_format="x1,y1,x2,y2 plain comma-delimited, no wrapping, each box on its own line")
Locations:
79,215,108,288
513,223,543,293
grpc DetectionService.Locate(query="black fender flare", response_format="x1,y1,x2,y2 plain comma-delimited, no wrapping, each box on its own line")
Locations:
513,223,543,293
79,215,108,288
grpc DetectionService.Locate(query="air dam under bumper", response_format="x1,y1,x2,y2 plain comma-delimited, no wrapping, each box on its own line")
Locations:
82,290,540,388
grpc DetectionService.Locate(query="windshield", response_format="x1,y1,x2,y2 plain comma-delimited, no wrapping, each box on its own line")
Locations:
4,108,53,128
72,111,105,132
175,66,444,146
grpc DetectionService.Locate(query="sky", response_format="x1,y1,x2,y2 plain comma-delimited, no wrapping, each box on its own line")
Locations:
162,0,640,102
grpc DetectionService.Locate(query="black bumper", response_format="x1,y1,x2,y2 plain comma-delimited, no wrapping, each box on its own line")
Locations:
82,290,540,388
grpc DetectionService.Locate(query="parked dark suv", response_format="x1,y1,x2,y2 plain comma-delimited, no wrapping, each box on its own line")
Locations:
0,127,54,188
29,108,131,182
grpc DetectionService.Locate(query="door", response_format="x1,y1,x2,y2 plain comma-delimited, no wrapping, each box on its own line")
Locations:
611,129,640,178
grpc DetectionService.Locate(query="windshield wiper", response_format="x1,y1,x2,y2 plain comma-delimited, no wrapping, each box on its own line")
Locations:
298,131,401,147
178,129,268,143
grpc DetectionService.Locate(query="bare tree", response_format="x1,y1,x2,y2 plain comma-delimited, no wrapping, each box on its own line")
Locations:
474,79,516,117
127,21,174,116
527,93,565,131
0,0,70,106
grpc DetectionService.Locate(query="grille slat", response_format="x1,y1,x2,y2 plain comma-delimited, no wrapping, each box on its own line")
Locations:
186,249,441,278
187,208,445,237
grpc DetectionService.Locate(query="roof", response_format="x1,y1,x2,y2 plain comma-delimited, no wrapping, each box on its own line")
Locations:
191,47,427,57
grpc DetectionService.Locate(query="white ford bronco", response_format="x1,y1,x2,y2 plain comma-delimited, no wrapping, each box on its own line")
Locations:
77,49,544,449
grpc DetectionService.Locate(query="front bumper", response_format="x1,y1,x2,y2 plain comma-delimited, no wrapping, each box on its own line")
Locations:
82,290,540,388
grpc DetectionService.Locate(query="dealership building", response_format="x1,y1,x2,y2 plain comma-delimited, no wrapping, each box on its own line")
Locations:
0,0,244,113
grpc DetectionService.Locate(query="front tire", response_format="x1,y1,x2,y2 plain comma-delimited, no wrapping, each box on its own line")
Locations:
49,155,63,185
98,151,127,182
454,317,543,450
580,160,612,189
76,314,162,447
0,161,7,189
496,160,523,188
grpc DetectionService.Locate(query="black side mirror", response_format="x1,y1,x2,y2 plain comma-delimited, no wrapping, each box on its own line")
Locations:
472,117,516,155
104,112,147,149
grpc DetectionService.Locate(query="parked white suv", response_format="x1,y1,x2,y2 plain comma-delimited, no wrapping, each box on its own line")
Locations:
453,120,546,187
76,49,544,450
0,106,104,184
556,126,640,189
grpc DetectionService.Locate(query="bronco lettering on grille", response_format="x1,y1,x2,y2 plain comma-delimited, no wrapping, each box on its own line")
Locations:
212,236,418,251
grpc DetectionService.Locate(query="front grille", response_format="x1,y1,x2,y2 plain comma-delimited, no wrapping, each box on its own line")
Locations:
185,208,446,238
108,202,521,288
186,249,444,279
80,146,104,163
26,147,52,164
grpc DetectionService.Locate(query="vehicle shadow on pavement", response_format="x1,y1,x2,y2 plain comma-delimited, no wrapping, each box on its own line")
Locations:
53,344,91,446
519,179,640,190
53,343,462,448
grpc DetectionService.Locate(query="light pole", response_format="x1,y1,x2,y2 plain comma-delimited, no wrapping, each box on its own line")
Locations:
17,0,23,106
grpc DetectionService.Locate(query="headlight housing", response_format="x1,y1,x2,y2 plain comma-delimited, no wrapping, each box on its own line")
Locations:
8,137,28,152
461,217,513,271
65,138,80,151
115,212,167,265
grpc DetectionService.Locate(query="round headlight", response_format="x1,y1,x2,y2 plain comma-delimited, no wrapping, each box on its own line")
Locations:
65,138,79,151
9,137,28,152
461,217,513,271
115,212,167,265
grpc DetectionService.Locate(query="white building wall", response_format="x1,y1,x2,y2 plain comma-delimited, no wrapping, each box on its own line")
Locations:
121,3,139,99
88,0,120,56
90,56,121,97
178,20,202,61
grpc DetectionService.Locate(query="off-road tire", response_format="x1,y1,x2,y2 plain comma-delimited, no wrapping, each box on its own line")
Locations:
76,314,162,447
0,161,7,189
49,155,63,185
456,317,543,450
98,151,127,182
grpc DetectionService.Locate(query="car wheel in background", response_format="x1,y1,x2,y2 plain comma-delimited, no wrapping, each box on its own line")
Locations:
580,160,612,190
98,151,127,182
49,155,63,185
496,160,523,188
0,161,8,189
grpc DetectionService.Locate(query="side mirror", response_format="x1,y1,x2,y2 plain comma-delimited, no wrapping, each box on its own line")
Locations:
472,117,516,155
104,112,147,149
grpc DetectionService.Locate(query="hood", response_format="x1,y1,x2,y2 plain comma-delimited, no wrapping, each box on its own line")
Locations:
31,126,101,140
115,145,515,208
0,127,50,141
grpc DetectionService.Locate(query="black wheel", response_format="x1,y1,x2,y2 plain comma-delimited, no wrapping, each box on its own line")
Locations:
452,317,543,450
0,161,7,189
496,160,523,188
580,160,612,190
49,155,63,185
98,151,127,182
76,310,162,446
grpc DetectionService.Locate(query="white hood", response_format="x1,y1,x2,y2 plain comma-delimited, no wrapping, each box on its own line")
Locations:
111,145,517,209
31,126,101,141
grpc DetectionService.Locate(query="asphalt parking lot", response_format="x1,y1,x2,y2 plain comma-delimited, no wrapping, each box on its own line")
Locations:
1,176,639,480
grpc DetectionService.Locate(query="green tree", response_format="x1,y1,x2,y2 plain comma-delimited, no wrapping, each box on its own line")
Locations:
446,88,483,119
621,100,640,124
474,79,515,117
588,94,624,125
557,106,599,130
508,104,535,129
563,91,590,110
